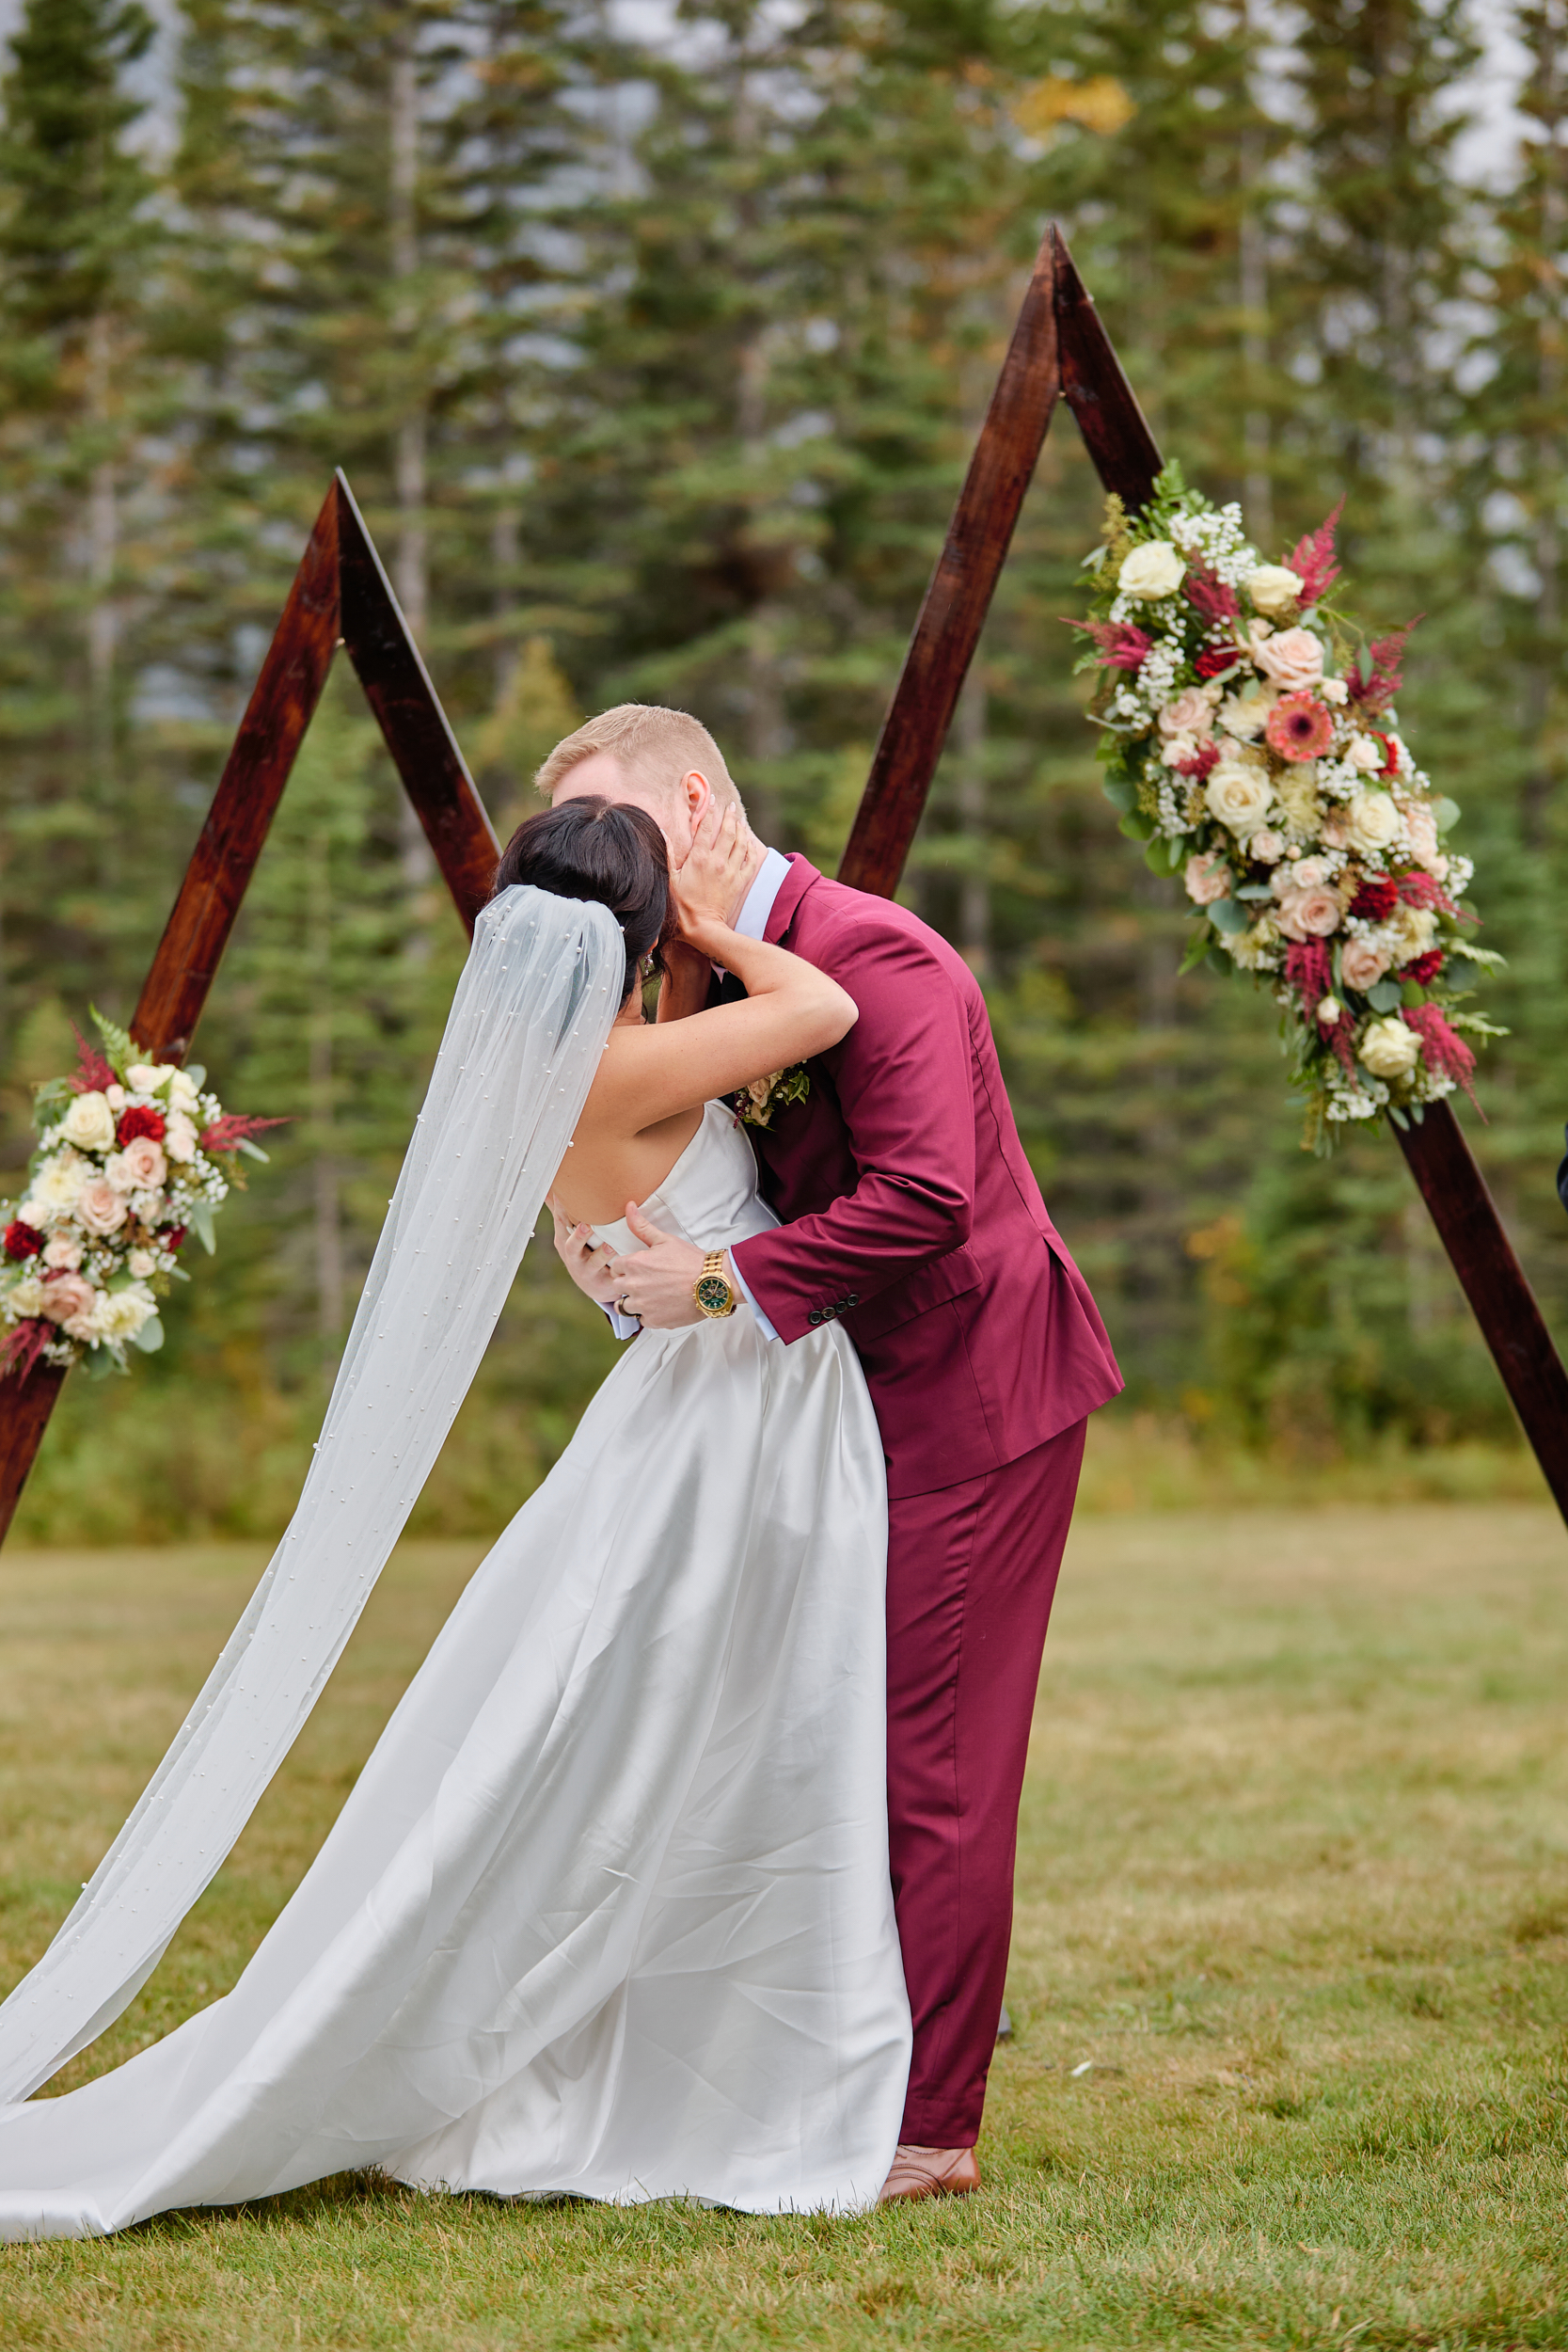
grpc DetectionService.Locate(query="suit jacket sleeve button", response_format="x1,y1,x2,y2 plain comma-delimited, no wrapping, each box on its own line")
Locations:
807,1310,822,1327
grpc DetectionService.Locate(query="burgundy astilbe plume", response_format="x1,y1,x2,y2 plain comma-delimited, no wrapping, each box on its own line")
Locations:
1183,559,1240,630
198,1113,291,1154
1285,498,1345,607
0,1317,54,1381
1402,1004,1481,1113
1348,619,1422,712
1065,618,1151,672
1285,941,1333,1009
1396,868,1464,919
69,1024,117,1095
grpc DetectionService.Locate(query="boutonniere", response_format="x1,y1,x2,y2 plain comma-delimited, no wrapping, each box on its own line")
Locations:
733,1064,810,1130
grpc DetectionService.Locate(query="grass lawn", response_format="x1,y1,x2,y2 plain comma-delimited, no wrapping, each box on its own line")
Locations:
0,1502,1564,2348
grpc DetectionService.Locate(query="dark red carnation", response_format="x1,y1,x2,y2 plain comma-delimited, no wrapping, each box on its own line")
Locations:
1172,739,1221,779
1370,729,1400,779
1195,645,1239,680
116,1104,166,1146
162,1225,186,1252
1401,949,1444,986
1350,877,1398,922
3,1220,43,1262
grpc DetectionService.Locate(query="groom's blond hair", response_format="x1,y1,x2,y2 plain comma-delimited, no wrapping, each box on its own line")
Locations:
535,704,742,811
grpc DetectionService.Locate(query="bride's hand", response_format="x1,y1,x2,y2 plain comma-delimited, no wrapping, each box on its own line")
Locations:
547,1193,626,1310
671,799,749,944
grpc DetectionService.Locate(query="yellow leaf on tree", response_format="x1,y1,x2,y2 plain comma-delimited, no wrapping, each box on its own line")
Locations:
1011,74,1135,139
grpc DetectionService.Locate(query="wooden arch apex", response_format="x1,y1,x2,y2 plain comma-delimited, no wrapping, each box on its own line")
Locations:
0,472,499,1544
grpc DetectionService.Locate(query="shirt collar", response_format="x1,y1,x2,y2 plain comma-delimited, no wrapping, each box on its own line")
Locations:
732,845,791,943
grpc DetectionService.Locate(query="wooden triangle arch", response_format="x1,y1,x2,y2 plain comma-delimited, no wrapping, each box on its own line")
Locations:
3,225,1564,1541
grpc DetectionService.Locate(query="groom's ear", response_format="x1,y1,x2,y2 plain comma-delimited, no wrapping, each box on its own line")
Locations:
680,768,713,829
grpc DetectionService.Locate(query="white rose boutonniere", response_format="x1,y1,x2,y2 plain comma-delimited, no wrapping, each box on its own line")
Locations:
1118,540,1186,600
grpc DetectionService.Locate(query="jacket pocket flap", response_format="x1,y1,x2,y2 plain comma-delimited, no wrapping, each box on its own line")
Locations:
846,1243,984,1343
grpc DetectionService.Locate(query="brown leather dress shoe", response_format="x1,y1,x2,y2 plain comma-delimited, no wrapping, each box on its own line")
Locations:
878,2142,981,2202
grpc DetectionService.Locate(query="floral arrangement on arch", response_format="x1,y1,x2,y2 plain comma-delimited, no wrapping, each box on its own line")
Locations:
1072,464,1503,1151
1,1011,284,1380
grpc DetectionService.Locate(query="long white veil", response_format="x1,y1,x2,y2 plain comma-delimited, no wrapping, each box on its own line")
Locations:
0,883,625,2103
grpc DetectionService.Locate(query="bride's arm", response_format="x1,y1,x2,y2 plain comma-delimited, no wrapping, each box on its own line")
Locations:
656,941,710,1025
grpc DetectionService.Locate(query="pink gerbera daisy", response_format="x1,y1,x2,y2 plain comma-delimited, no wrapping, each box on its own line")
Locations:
1265,692,1336,762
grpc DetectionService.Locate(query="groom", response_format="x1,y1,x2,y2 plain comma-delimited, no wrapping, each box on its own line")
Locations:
544,704,1122,2199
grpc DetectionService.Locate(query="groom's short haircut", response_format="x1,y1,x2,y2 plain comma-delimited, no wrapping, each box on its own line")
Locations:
535,704,742,812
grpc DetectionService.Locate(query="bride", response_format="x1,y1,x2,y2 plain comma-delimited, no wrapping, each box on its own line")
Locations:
0,794,911,2237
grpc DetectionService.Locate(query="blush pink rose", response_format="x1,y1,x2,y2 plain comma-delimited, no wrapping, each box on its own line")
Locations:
40,1272,97,1326
107,1136,167,1194
41,1235,83,1269
1253,627,1326,692
1158,688,1213,738
75,1178,129,1236
1249,830,1286,865
1403,804,1449,878
1184,851,1231,905
1339,937,1390,990
1289,856,1330,891
1276,885,1342,941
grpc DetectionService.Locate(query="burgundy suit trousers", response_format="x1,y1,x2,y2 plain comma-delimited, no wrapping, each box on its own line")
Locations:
886,1417,1086,2147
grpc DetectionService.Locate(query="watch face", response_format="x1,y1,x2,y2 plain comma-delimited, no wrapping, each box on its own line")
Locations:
694,1274,732,1315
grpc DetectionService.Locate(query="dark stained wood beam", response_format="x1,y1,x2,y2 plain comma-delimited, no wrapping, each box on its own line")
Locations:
132,481,343,1062
836,227,1063,898
2,477,498,1551
336,473,499,927
1396,1105,1568,1520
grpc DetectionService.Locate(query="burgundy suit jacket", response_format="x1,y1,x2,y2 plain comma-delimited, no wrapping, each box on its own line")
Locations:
729,858,1122,1500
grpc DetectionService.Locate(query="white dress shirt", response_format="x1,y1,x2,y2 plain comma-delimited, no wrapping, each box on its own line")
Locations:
605,847,790,1342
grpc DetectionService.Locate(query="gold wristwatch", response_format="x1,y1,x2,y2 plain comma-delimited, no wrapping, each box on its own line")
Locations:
693,1250,737,1320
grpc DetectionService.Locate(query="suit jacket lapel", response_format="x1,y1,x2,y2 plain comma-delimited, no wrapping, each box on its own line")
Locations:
763,854,821,946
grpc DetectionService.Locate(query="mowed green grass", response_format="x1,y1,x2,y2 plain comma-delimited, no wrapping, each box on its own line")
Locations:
0,1503,1564,2349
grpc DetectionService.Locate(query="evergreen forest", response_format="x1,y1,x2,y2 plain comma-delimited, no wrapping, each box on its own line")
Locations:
2,0,1565,1540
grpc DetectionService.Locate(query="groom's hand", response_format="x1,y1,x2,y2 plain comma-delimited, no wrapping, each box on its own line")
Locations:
607,1204,706,1327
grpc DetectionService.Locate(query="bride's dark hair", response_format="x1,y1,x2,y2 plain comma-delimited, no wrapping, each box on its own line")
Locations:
491,797,673,1001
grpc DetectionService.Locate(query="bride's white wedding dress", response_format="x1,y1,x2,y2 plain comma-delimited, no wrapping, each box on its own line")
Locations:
0,1099,910,2236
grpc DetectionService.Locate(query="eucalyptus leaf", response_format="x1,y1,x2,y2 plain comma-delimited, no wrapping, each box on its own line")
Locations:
1210,898,1250,935
1101,777,1136,813
85,1344,118,1382
1205,947,1233,976
1236,882,1274,901
131,1314,164,1354
1117,809,1156,843
1367,979,1402,1012
1431,797,1460,834
1143,836,1180,878
190,1199,217,1255
237,1139,271,1164
184,1064,206,1090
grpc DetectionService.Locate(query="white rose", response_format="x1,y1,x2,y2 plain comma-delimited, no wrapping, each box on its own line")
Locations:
1360,1015,1420,1079
1317,995,1343,1025
1385,903,1437,965
1204,762,1275,837
1348,734,1383,772
93,1287,155,1343
1218,691,1273,740
1320,676,1349,705
125,1063,178,1094
128,1248,157,1279
7,1275,48,1318
1160,731,1201,768
1244,564,1305,617
16,1199,46,1232
105,1084,126,1111
1347,789,1402,855
1118,541,1186,600
60,1091,117,1152
1250,830,1286,865
165,1111,198,1164
1289,856,1330,891
28,1154,87,1223
1403,804,1448,878
166,1070,200,1111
